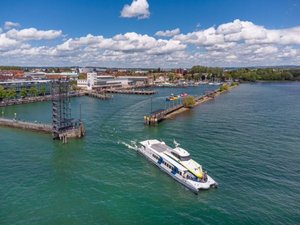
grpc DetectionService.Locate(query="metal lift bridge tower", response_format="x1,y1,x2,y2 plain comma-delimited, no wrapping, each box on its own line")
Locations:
51,79,74,139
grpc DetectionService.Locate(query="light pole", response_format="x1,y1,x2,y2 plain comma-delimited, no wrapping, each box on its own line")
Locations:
79,103,82,122
150,97,152,114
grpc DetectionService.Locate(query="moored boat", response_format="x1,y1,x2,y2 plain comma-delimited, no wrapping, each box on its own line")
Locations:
166,94,180,101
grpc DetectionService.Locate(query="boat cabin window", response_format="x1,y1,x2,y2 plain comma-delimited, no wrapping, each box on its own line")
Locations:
152,154,159,159
179,156,191,161
171,152,190,161
171,152,180,159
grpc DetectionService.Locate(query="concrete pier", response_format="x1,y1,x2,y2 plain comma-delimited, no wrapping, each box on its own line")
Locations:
105,89,156,95
0,118,85,140
144,84,238,125
56,123,85,142
86,91,111,99
0,118,52,133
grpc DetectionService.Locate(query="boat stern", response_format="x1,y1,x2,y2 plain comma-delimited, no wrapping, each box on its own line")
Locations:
192,175,218,190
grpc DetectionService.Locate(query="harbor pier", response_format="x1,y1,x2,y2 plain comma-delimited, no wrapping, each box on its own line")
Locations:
0,117,85,141
105,88,157,95
0,80,85,143
144,84,238,125
0,118,52,133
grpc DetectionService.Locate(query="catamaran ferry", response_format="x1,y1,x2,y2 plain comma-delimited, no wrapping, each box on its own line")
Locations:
138,139,218,193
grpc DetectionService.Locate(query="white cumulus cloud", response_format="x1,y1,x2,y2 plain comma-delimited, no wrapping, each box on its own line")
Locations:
1,19,300,67
6,28,62,41
121,0,150,19
0,33,20,49
4,21,20,30
155,28,181,37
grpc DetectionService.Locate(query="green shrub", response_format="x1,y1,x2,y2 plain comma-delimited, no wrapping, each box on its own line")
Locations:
183,96,196,108
219,84,230,92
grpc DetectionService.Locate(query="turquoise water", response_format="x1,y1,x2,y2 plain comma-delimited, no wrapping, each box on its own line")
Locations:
1,83,300,224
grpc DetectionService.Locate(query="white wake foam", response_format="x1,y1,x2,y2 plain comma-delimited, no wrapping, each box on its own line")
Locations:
119,140,139,151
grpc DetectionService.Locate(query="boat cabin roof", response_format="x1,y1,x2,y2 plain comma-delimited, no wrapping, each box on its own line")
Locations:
151,143,173,153
172,147,190,157
140,140,188,172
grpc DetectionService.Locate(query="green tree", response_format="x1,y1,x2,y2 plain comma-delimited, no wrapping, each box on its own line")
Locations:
184,74,193,81
70,80,77,91
39,85,47,96
29,86,38,97
20,88,27,98
0,86,6,99
0,86,8,100
78,73,87,80
224,68,297,81
183,96,196,108
6,88,16,99
0,66,22,70
168,73,176,82
194,74,200,81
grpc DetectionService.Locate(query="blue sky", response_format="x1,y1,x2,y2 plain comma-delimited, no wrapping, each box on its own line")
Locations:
0,0,300,67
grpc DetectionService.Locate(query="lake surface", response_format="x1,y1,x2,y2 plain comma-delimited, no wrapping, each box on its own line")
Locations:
1,83,300,225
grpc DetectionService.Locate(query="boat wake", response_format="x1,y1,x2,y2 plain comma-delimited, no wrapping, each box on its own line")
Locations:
119,140,139,151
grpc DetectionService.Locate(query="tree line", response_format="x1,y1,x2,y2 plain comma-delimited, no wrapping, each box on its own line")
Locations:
0,66,23,71
191,66,224,76
0,85,47,100
224,68,300,81
190,66,300,81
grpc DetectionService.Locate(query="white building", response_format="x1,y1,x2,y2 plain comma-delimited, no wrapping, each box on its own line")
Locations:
79,68,93,73
77,73,148,90
77,72,97,90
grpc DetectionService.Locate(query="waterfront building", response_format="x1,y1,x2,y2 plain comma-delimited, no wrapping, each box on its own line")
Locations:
25,72,78,80
0,80,52,97
77,73,149,90
45,72,78,80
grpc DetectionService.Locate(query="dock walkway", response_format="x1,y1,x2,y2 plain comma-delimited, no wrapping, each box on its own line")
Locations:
0,117,85,141
0,118,52,133
85,91,111,99
105,89,156,95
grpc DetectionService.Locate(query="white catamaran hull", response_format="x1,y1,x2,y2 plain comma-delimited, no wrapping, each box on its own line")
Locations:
137,141,218,193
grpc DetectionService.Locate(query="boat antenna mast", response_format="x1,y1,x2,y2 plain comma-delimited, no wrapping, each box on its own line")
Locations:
173,139,180,148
